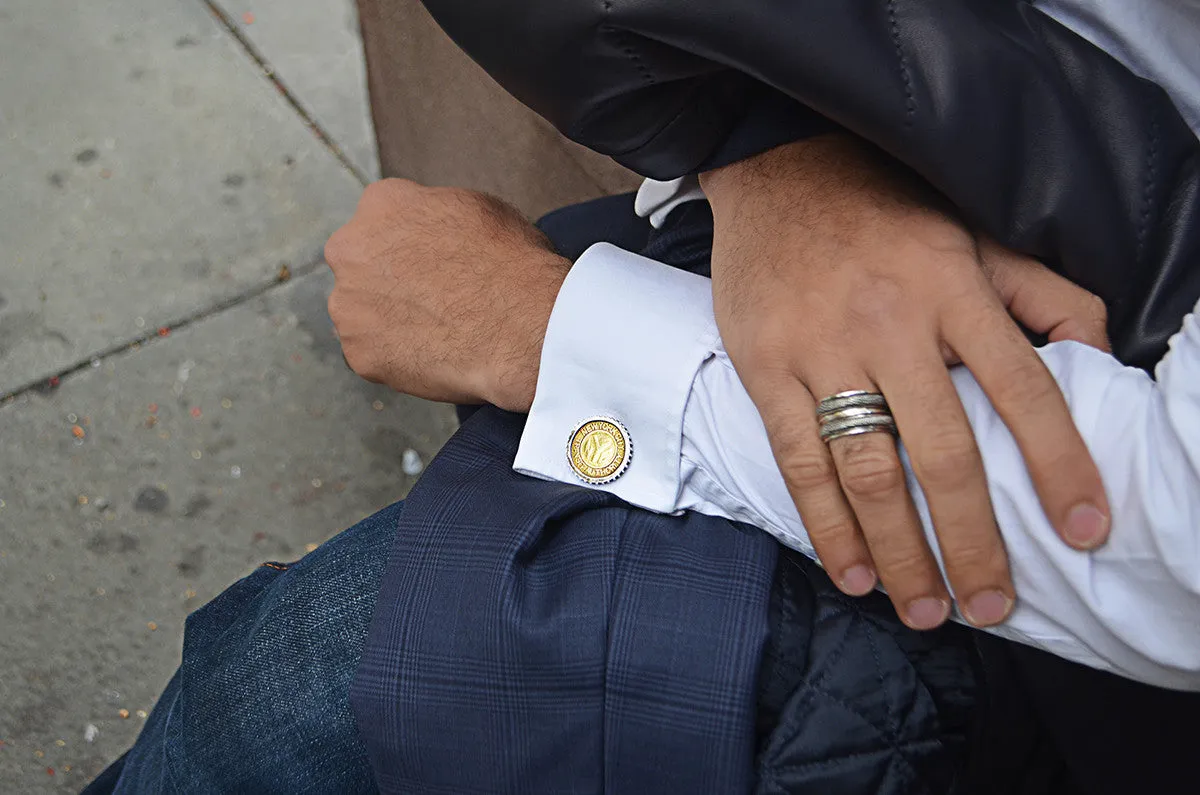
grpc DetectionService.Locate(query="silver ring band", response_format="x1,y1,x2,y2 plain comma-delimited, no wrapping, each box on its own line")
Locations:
819,413,898,442
818,406,888,424
822,423,899,443
816,390,897,444
816,390,889,416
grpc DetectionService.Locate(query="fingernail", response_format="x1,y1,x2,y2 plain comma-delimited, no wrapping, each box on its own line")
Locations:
1064,503,1109,549
905,597,950,630
840,565,877,596
963,590,1013,627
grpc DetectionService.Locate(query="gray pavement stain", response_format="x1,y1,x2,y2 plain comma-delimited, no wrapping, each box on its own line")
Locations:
132,486,170,514
0,2,435,792
287,268,346,363
183,493,214,518
0,312,71,360
1,271,457,792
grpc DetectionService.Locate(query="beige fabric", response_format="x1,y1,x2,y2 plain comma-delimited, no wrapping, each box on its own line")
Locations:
356,0,640,219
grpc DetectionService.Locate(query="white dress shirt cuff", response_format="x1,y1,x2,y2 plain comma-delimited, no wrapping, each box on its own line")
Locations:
514,243,719,513
633,176,707,228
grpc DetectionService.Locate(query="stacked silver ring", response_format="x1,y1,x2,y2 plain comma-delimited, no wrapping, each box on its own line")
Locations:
817,390,897,443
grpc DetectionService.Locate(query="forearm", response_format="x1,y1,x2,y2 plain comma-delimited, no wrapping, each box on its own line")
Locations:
686,339,1200,687
420,0,1200,366
515,244,1200,689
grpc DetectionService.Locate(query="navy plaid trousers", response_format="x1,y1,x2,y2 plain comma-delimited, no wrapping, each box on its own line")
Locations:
350,407,779,794
350,196,983,795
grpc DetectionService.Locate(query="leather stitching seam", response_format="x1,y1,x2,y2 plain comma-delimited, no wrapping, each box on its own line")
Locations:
887,0,917,126
1136,104,1160,267
601,2,654,87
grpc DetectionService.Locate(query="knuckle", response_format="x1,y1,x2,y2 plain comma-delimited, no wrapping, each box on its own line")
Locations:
372,177,415,198
341,344,380,381
835,439,905,500
805,519,861,547
326,289,345,324
915,434,979,490
776,440,838,494
340,344,368,375
906,218,977,255
989,356,1056,407
359,179,417,214
730,328,795,379
324,227,349,266
1085,293,1108,326
358,180,388,207
876,547,938,585
942,538,1005,575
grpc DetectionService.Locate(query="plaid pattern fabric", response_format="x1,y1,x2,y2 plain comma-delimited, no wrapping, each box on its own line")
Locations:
350,407,778,794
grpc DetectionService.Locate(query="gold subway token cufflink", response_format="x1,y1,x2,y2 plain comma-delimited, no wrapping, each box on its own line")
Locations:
568,417,631,484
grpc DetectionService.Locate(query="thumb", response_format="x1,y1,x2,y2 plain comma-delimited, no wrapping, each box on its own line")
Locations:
980,240,1111,352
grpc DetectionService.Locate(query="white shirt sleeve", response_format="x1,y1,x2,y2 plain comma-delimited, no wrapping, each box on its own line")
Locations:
634,176,706,229
514,243,1200,691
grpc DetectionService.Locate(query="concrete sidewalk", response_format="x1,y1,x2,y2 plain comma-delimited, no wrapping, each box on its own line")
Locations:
0,1,455,790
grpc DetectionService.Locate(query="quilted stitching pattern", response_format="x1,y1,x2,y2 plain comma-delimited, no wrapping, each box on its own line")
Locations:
756,553,977,795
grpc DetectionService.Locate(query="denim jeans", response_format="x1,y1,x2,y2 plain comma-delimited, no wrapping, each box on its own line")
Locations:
84,502,403,794
92,194,667,794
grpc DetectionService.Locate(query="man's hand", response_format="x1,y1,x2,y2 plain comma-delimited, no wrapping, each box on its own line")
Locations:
701,135,1111,630
979,236,1111,353
324,179,566,411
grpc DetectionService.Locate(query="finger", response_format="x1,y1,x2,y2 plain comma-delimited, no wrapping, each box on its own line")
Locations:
746,374,878,597
876,352,1015,628
981,240,1111,352
809,374,952,630
946,295,1111,551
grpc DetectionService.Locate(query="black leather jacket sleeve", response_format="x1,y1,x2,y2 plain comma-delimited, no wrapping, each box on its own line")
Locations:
693,81,838,174
421,0,1200,370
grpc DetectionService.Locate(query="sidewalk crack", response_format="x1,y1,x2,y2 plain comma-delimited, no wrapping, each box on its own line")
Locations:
0,259,324,404
198,0,369,186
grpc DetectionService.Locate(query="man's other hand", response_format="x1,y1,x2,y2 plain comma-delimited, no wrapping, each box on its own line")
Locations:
701,135,1111,630
325,179,567,411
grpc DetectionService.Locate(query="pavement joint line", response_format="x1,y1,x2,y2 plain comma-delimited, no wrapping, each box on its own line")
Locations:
198,0,371,187
0,259,327,405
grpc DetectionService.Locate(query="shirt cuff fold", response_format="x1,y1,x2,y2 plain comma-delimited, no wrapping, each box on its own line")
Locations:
514,243,719,514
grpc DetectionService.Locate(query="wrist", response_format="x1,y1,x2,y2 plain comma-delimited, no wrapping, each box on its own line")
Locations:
701,133,970,256
482,251,569,412
700,133,853,211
